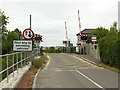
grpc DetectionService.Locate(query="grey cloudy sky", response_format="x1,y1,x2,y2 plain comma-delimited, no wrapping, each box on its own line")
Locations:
1,0,119,47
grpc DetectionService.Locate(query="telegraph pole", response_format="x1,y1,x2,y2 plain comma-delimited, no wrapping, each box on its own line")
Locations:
65,21,69,47
30,15,32,67
30,15,32,29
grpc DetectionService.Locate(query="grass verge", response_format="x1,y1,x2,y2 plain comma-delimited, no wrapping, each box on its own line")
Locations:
98,63,120,73
28,54,49,88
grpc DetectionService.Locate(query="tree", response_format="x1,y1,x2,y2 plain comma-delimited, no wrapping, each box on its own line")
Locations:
112,21,117,30
14,28,22,39
0,10,9,54
88,27,108,43
0,11,9,35
50,47,55,53
98,22,120,68
2,31,19,54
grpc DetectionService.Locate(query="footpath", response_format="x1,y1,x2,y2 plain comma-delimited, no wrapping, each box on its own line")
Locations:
0,64,31,89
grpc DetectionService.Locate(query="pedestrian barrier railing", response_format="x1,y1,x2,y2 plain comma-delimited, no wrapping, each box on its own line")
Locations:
0,48,40,83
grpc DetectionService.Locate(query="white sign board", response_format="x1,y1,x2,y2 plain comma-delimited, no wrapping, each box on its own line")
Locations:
13,40,32,51
92,36,97,42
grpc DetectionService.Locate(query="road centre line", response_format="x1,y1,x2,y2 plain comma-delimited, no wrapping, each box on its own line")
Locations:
76,70,106,90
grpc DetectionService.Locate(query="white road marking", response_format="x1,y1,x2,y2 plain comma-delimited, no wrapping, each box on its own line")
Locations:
55,69,76,72
76,70,106,90
72,55,97,67
32,68,41,88
55,70,63,72
44,55,50,70
77,67,101,69
66,54,103,69
55,68,62,69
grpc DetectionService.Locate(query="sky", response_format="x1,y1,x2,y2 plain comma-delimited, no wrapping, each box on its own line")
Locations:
1,0,119,47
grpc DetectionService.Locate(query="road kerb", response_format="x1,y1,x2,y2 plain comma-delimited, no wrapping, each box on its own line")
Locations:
32,54,50,89
32,68,41,89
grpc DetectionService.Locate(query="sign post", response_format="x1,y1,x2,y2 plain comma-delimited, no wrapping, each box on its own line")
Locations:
34,34,43,56
91,35,97,59
92,36,97,42
22,27,34,66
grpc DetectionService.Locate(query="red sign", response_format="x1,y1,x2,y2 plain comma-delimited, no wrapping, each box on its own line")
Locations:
34,34,43,42
92,36,97,41
23,28,34,40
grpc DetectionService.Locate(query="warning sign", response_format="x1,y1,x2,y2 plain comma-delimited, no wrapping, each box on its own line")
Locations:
22,28,34,40
13,40,32,51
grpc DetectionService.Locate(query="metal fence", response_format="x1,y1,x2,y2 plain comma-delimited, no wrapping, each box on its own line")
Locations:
0,48,40,83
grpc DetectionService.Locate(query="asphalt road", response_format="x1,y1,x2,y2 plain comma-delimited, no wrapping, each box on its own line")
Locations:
35,53,118,89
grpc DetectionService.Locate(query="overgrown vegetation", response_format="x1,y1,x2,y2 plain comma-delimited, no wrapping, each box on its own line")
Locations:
32,54,49,69
89,22,120,69
98,63,119,72
28,54,49,88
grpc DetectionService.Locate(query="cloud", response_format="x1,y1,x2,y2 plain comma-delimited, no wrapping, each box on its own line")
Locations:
1,0,119,46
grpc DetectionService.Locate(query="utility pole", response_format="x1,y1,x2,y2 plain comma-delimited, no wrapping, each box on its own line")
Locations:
65,21,69,47
30,15,32,29
29,15,32,67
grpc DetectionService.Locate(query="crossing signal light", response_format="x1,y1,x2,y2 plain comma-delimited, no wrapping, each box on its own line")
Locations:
34,35,43,42
81,36,88,40
40,36,43,42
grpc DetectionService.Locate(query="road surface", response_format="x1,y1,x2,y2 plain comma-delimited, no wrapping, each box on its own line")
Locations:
35,53,118,89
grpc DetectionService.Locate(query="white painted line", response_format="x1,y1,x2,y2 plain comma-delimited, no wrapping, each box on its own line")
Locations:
32,68,41,89
69,70,76,71
55,70,63,72
44,55,50,70
68,54,103,69
55,68,62,69
75,70,106,90
73,55,96,66
32,54,50,89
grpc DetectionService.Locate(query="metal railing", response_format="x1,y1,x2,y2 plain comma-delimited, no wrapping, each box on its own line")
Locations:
0,48,40,83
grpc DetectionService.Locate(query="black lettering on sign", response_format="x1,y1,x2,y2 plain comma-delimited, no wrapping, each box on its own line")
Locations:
28,31,31,37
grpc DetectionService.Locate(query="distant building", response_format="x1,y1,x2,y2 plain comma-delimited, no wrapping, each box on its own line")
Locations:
76,29,96,45
76,29,96,54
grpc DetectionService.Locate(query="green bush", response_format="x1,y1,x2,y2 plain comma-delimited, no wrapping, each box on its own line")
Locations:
98,30,120,68
89,22,120,69
32,55,48,69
